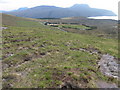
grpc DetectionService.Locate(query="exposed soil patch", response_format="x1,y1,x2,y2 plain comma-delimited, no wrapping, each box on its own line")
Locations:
2,51,46,71
57,27,67,32
60,81,80,89
70,47,102,55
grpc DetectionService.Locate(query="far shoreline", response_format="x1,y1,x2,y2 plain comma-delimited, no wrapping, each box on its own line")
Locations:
88,16,118,20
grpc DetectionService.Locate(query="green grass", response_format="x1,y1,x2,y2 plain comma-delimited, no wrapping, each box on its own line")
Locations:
2,14,118,88
2,13,41,27
58,24,90,30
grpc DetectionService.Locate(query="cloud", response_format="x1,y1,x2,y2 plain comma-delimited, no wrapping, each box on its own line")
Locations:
0,1,8,3
0,0,9,3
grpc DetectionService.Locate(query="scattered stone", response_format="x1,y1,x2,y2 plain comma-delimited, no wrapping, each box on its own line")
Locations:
98,54,119,79
2,64,9,70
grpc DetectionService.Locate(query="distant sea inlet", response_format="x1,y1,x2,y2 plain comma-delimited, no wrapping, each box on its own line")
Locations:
88,16,118,20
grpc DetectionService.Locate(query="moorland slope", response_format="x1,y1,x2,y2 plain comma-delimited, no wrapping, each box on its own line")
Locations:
2,14,118,88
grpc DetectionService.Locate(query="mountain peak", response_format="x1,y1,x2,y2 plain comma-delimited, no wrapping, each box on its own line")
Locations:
71,4,90,8
18,7,28,11
35,5,58,8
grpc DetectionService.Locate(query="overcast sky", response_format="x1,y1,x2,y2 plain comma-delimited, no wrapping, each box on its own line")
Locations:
0,0,119,15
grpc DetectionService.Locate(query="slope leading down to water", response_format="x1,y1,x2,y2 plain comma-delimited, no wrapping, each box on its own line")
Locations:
2,14,119,88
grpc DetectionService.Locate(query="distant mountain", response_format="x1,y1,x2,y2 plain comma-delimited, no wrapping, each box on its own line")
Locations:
12,7,29,12
70,4,90,9
69,4,116,17
17,7,28,11
4,4,116,18
0,7,29,13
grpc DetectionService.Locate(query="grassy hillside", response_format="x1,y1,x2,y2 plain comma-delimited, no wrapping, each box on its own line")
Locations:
2,14,118,88
2,13,40,27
